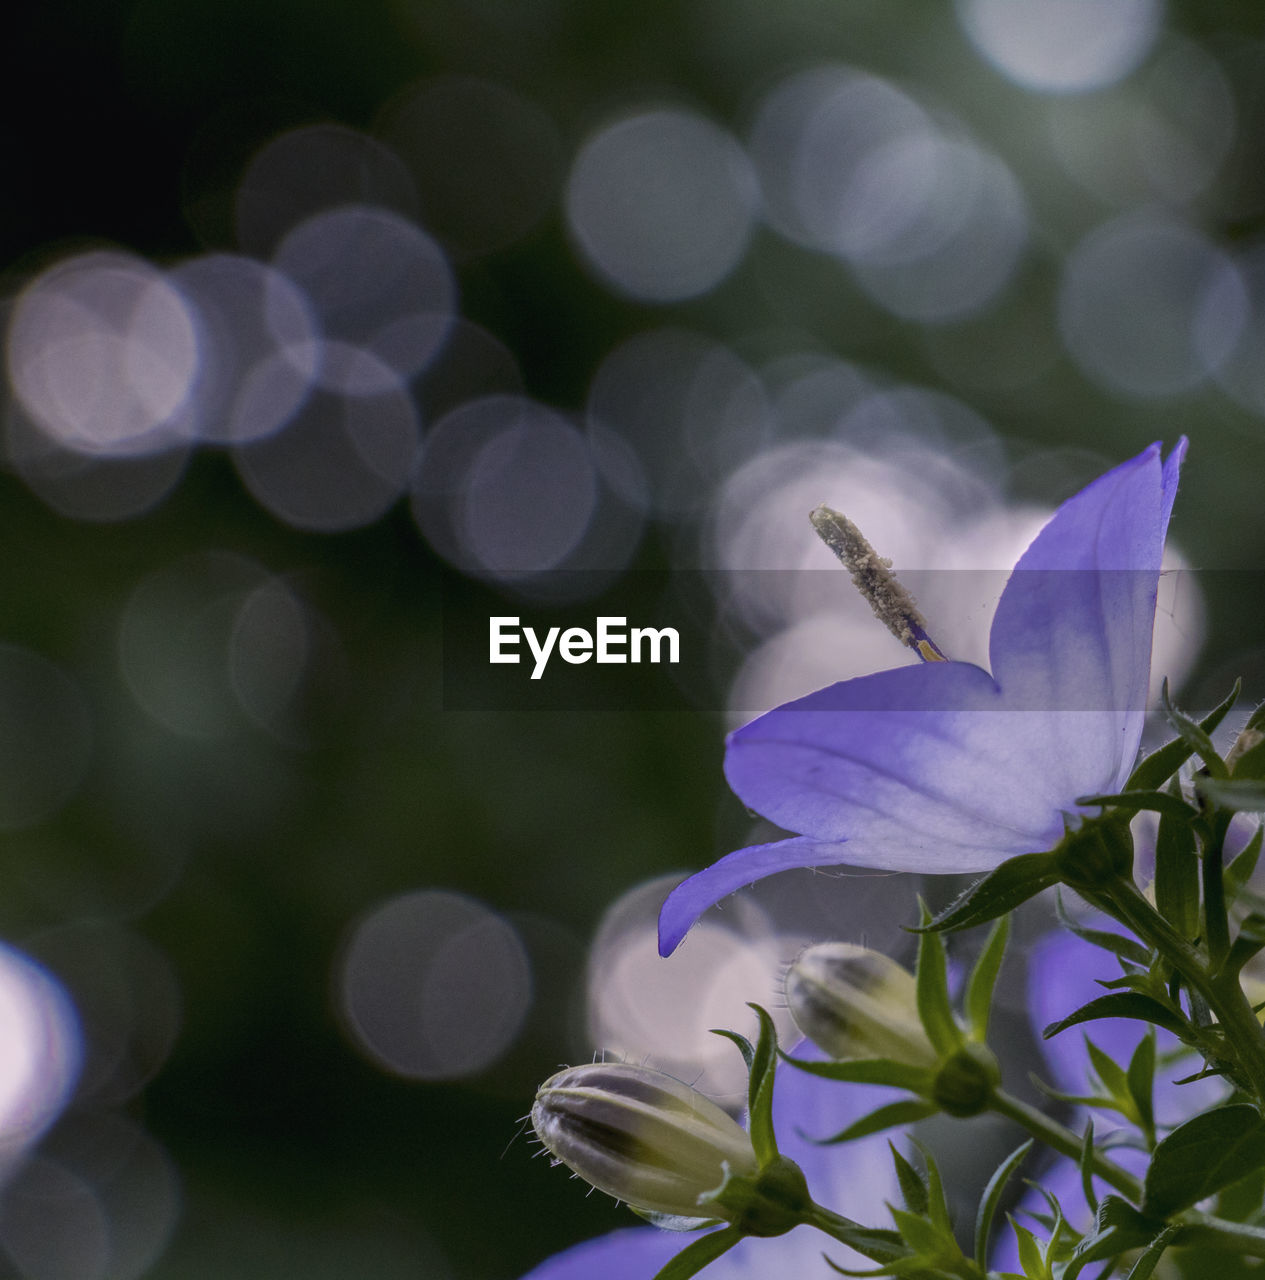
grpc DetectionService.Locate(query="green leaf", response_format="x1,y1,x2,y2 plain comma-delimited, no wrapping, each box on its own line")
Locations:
1062,1197,1159,1280
1159,679,1229,779
974,1139,1032,1264
888,1143,928,1217
1075,790,1200,821
815,1099,939,1145
888,1206,942,1256
745,1004,779,1164
1126,1030,1156,1142
1009,1216,1047,1280
1128,680,1239,790
965,915,1010,1042
777,1054,936,1095
1079,1121,1099,1215
1084,1036,1130,1101
916,852,1061,933
908,1139,953,1236
1197,777,1265,812
1042,993,1190,1043
1055,893,1151,967
915,902,962,1054
1153,783,1199,940
1220,911,1265,979
1124,1225,1182,1280
1225,824,1264,905
1142,1104,1265,1217
650,1227,744,1280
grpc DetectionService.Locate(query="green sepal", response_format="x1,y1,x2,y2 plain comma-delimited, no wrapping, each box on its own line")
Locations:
1054,892,1150,967
1197,777,1265,812
965,915,1009,1042
813,1099,939,1146
1142,1104,1265,1218
1127,679,1238,790
1075,790,1200,821
631,1209,724,1232
914,852,1060,934
1159,679,1229,779
1042,992,1190,1043
974,1139,1032,1264
732,1003,780,1165
650,1226,744,1280
1061,1197,1161,1280
1154,780,1199,939
777,1053,937,1095
915,902,962,1054
888,1143,929,1217
887,1207,942,1257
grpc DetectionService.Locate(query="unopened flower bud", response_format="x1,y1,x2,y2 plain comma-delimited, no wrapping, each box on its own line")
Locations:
785,943,938,1067
531,1062,758,1219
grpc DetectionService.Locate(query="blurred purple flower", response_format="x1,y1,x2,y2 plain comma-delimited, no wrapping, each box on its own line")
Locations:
518,1046,902,1280
661,442,1187,956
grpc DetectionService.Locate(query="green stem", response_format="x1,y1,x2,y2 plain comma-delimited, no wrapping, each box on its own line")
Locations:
989,1088,1141,1202
1098,876,1265,1106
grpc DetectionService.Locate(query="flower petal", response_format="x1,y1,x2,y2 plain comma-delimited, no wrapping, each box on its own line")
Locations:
988,441,1185,796
659,836,854,956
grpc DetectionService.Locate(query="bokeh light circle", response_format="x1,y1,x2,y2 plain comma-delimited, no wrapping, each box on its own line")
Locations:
0,943,80,1164
272,205,456,394
586,328,769,518
412,394,601,576
565,108,758,301
338,889,532,1081
168,253,319,445
234,124,418,257
1059,215,1247,398
233,373,420,532
955,0,1163,94
7,252,199,458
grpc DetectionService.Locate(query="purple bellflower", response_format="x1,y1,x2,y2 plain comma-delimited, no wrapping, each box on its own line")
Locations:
518,1044,903,1280
661,441,1187,956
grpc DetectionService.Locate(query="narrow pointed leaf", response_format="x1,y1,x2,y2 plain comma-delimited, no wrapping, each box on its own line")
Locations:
1042,993,1190,1042
1128,681,1238,790
746,1004,779,1164
1085,1037,1130,1100
1197,777,1265,812
1142,1104,1265,1218
1055,893,1150,966
651,1227,743,1280
813,1099,938,1145
889,1143,929,1217
1125,1225,1182,1280
1159,679,1228,779
1079,1121,1099,1215
1062,1197,1159,1280
915,853,1060,933
965,915,1010,1043
777,1054,936,1095
1126,1030,1156,1140
915,905,962,1054
974,1139,1032,1264
908,1139,953,1236
1075,790,1200,821
1153,783,1198,939
1225,824,1264,905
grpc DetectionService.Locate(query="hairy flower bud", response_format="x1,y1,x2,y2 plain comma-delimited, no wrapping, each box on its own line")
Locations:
785,943,938,1067
531,1062,758,1219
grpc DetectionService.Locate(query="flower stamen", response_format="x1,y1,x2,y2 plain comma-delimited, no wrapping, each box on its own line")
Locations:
809,504,948,662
